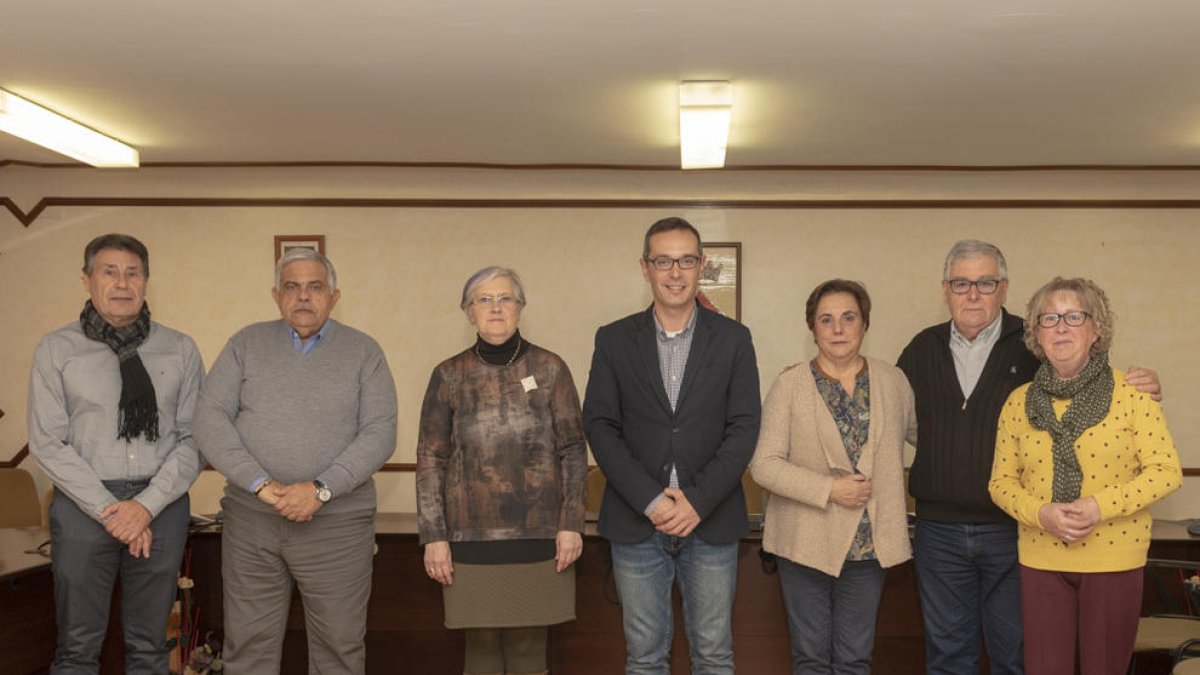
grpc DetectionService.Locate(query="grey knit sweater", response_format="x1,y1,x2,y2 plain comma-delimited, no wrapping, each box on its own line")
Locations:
194,319,397,514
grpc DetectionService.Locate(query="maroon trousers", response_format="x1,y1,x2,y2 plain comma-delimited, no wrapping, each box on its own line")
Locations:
1020,565,1143,675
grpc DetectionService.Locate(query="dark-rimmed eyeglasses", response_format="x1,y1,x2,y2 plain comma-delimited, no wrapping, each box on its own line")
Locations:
946,278,1003,295
1037,311,1091,328
645,255,702,271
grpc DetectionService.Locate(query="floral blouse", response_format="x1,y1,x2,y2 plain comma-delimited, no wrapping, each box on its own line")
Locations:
811,360,875,561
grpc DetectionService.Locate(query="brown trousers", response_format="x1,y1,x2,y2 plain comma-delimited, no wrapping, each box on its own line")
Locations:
1020,565,1143,675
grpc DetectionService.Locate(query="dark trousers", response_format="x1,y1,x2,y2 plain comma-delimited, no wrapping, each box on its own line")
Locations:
913,519,1024,675
1020,565,1143,675
49,482,190,675
777,557,887,675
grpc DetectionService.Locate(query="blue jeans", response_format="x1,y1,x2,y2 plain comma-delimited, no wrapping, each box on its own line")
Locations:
913,519,1023,675
610,532,739,675
49,482,190,675
777,557,886,675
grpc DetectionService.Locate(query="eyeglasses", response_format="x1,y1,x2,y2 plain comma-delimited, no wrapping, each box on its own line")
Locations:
472,294,520,307
646,255,702,271
1037,311,1091,328
946,278,1003,295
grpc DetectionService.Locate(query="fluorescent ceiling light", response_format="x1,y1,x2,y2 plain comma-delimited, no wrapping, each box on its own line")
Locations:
679,81,732,170
0,89,139,167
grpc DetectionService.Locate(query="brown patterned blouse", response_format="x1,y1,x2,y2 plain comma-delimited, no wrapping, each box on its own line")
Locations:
416,343,587,545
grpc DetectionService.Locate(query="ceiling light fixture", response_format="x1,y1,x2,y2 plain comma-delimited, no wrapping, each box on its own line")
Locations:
0,89,139,167
679,80,732,170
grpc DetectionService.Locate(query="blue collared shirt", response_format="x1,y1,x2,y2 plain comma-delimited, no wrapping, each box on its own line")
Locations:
289,320,331,356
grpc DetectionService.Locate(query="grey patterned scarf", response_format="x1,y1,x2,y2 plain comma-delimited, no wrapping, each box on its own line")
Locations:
1025,352,1113,502
80,300,160,443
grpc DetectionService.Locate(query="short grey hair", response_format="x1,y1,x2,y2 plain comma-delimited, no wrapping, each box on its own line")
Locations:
943,240,1008,280
460,266,527,311
275,247,337,291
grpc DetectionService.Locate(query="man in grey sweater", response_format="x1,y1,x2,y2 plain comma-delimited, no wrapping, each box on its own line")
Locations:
195,248,397,674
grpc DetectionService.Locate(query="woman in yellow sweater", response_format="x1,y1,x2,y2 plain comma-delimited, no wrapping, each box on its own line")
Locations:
989,276,1180,675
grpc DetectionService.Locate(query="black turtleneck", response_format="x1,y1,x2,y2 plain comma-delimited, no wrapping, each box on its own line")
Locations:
474,329,529,365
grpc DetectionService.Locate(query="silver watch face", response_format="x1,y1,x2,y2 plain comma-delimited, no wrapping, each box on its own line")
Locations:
314,482,332,503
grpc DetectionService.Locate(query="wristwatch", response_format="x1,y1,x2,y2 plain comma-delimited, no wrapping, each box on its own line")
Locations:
313,479,332,503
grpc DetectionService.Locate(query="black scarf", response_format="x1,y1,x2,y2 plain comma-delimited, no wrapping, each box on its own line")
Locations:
1025,351,1113,502
80,300,160,443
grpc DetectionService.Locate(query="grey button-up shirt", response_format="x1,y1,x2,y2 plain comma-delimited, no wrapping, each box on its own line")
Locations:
949,314,1003,400
28,321,204,520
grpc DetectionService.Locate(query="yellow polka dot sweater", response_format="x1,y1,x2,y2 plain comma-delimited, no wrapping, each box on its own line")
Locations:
988,370,1181,573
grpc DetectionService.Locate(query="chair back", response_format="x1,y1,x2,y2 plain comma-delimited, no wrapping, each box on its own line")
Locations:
585,466,605,516
742,471,765,515
0,468,43,528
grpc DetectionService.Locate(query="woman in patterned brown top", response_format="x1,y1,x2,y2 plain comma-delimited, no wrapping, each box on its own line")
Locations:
750,279,916,675
417,266,587,675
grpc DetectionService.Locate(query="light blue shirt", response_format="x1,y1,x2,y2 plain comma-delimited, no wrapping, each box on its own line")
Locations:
289,320,332,356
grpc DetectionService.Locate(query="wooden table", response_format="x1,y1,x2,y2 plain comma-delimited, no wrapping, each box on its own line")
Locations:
0,528,55,675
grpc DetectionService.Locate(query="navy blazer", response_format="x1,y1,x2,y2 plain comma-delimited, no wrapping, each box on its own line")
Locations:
583,304,761,545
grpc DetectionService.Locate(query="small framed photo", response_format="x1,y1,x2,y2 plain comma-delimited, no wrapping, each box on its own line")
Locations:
697,242,741,322
274,235,326,263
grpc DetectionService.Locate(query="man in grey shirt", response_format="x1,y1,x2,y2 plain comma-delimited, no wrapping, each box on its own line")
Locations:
29,233,203,674
195,248,397,674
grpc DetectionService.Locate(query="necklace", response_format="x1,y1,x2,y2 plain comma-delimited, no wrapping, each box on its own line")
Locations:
475,336,521,366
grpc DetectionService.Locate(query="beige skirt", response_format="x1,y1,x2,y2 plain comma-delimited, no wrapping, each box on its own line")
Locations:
443,559,576,629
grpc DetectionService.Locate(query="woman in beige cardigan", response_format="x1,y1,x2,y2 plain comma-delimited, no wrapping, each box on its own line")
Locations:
750,279,916,675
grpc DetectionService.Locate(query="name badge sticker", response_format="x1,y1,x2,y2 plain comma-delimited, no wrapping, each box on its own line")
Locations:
522,376,538,392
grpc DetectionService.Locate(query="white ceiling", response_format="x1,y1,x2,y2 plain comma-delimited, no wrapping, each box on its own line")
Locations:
3,0,1200,167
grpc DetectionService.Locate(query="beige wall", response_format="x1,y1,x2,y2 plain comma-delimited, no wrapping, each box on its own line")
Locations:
3,165,1198,518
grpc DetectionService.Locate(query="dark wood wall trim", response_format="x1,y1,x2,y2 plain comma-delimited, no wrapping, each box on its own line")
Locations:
380,463,417,472
7,196,1200,228
1,445,29,469
4,449,1195,475
8,159,1200,171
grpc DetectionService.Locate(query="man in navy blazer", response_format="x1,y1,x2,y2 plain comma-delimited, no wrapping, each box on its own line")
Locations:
584,217,761,675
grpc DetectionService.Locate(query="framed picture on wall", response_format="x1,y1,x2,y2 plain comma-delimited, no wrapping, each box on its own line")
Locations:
274,235,326,262
698,241,741,322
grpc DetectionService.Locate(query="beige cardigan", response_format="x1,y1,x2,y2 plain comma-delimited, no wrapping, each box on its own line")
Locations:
750,356,916,577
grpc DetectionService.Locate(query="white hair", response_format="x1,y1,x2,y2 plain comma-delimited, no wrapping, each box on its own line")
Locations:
275,248,337,291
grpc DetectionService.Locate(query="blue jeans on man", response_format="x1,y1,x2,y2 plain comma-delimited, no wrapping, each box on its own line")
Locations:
49,480,190,675
610,531,739,675
913,519,1024,675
